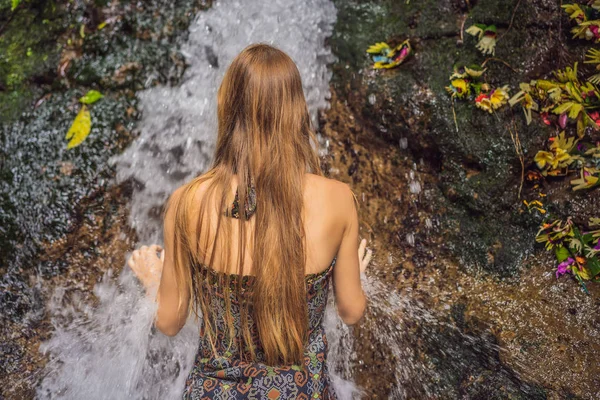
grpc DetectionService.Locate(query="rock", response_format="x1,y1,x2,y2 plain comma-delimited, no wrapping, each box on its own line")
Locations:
329,0,599,276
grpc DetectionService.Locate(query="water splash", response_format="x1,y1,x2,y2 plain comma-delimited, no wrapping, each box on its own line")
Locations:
39,0,348,398
36,0,540,398
112,0,337,243
38,267,537,399
350,276,538,399
38,270,198,399
37,269,365,399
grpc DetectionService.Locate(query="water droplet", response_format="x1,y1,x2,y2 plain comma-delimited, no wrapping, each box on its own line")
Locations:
409,181,421,194
425,218,433,229
406,232,415,246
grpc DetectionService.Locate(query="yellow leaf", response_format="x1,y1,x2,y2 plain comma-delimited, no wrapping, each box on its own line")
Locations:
536,80,560,91
552,102,573,115
65,106,91,149
466,25,484,39
565,82,583,103
508,90,525,107
367,42,390,54
585,48,600,64
576,267,591,280
569,103,583,119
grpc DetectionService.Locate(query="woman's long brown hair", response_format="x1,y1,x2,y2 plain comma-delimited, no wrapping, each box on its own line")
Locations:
166,44,323,365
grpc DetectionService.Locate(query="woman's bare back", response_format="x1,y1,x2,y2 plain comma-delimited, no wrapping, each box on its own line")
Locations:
128,172,367,339
186,172,366,325
192,173,352,276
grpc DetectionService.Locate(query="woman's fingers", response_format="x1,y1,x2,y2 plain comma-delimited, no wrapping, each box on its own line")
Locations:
363,248,373,267
148,244,163,253
358,238,366,259
358,239,372,274
128,244,165,290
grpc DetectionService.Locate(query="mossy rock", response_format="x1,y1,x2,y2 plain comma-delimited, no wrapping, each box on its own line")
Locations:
330,0,598,276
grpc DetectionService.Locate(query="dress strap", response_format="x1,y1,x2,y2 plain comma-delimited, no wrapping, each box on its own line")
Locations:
226,181,257,219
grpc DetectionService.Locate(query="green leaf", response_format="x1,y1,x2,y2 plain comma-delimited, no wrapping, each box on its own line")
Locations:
555,245,571,262
79,90,104,105
11,0,20,11
552,102,573,115
65,105,91,149
586,256,600,277
566,82,583,103
582,232,595,245
569,102,583,119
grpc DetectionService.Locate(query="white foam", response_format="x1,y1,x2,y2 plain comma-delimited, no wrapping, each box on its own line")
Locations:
112,0,337,243
39,0,359,398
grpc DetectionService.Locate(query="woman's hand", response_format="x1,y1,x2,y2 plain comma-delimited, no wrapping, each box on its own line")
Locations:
128,244,165,291
358,238,372,274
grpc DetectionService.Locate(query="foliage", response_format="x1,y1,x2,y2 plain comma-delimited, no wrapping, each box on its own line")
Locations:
366,40,411,69
64,90,104,149
584,48,600,84
532,131,600,190
562,2,600,43
445,64,509,112
466,24,497,56
536,217,600,292
65,105,91,149
533,131,581,176
79,90,104,105
509,63,600,138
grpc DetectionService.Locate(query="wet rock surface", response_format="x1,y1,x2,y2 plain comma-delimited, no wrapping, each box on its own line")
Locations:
323,0,600,397
1,0,599,398
0,0,210,396
321,90,600,398
329,0,599,276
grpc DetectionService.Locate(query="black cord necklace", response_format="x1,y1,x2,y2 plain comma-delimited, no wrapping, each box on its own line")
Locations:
226,182,257,219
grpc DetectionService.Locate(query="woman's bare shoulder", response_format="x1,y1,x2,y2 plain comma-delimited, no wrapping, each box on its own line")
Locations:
306,173,351,190
167,173,215,209
304,174,354,209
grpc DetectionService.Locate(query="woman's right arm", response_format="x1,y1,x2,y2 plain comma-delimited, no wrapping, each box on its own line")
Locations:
332,183,369,325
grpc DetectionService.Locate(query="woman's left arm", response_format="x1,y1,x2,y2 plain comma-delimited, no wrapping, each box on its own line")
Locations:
129,188,190,336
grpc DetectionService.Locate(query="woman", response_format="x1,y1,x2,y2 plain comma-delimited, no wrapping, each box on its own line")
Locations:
128,43,371,399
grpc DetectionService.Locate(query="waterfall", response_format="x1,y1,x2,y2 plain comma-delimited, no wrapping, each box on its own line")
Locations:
38,1,365,398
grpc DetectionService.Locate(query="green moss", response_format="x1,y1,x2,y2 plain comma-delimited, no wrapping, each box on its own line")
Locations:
0,0,211,275
0,0,65,121
330,0,583,276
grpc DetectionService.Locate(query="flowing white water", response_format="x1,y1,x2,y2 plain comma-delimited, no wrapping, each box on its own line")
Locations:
36,0,517,398
38,0,362,398
113,0,337,243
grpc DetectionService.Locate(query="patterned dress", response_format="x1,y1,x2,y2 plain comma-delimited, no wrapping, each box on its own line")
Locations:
182,260,337,400
182,185,338,399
